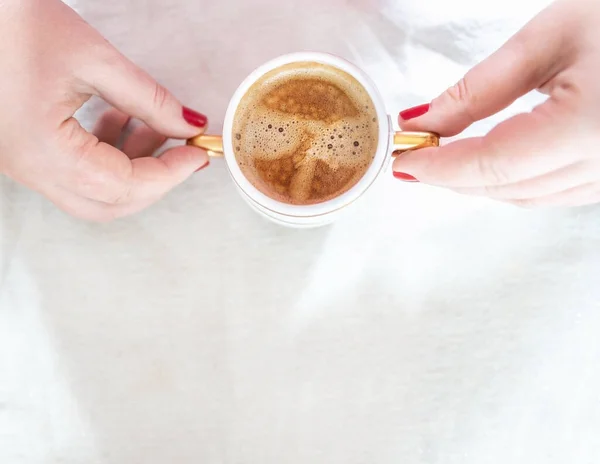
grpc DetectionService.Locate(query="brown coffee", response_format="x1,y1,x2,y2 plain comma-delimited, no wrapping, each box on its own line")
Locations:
232,61,379,205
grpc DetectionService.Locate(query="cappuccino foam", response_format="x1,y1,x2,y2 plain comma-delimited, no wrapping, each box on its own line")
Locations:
232,61,379,205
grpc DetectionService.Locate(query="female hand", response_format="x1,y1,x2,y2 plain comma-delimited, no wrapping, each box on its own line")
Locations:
0,0,209,222
393,0,600,208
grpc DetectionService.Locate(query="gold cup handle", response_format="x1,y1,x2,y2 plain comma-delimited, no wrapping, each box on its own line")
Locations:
186,131,439,157
187,134,225,157
392,131,439,156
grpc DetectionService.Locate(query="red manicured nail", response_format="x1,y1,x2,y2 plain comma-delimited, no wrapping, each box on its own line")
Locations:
393,171,419,182
183,106,208,128
399,103,430,121
195,160,210,172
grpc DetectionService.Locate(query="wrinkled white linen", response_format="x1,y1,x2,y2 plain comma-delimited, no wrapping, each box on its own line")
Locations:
2,0,600,463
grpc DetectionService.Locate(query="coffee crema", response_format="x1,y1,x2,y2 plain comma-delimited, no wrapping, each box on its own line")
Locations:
232,61,379,205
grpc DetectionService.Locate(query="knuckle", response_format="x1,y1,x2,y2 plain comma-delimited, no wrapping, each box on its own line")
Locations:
475,140,512,186
152,83,170,112
445,77,477,124
446,78,470,103
69,143,134,205
477,155,511,186
108,182,133,205
56,117,88,150
81,171,132,206
71,145,102,188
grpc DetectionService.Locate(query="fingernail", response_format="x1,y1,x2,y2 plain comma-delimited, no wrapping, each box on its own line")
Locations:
399,103,430,121
195,160,210,172
393,171,419,182
183,106,208,128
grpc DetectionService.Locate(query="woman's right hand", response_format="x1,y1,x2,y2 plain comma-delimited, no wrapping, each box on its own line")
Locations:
0,0,210,222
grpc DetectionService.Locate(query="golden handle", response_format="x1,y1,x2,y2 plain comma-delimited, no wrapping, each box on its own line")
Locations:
186,134,225,157
186,131,439,158
392,131,439,156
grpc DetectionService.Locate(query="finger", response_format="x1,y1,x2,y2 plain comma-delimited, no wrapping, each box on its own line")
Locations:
58,118,209,204
92,108,131,146
78,42,207,139
125,145,210,202
44,185,164,223
122,123,167,159
451,161,597,200
398,0,575,136
392,100,588,188
508,182,600,208
42,184,124,223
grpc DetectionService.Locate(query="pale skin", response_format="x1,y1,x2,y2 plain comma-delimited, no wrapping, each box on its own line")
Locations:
394,0,600,208
0,0,210,222
0,0,597,223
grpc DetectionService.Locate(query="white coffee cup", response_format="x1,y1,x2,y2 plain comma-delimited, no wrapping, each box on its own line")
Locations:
188,52,439,228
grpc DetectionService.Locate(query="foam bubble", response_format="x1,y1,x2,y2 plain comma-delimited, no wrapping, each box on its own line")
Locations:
232,61,379,205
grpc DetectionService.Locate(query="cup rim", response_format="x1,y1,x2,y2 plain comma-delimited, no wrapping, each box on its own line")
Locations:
222,51,391,218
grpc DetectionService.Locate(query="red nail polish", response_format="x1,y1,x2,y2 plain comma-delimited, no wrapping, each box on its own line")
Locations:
399,103,430,121
183,106,208,128
393,171,419,182
195,160,210,172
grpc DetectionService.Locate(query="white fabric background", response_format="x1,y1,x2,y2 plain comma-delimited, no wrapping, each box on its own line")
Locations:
2,0,600,462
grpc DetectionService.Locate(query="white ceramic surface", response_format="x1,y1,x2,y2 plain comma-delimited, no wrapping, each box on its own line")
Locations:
3,1,599,464
221,52,393,228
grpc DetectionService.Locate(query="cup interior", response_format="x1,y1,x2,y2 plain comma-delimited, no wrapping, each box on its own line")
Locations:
222,52,391,219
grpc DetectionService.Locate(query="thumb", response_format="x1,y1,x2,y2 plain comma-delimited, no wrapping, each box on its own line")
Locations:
56,117,209,206
398,1,570,137
79,44,207,139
